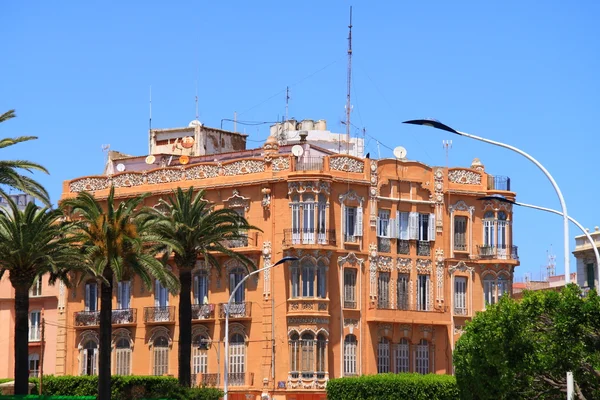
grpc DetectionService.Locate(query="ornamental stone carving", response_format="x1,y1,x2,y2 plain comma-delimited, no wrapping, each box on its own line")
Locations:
337,252,365,269
224,189,250,211
368,243,378,298
147,168,184,184
329,156,365,173
186,164,219,180
223,159,265,176
470,158,485,172
448,169,481,185
112,173,144,188
449,200,475,216
69,177,108,193
397,258,412,273
369,160,378,227
286,249,332,265
262,241,272,298
434,169,444,232
448,260,475,274
435,248,445,301
416,259,432,274
272,157,290,172
377,256,393,272
287,317,329,325
289,181,331,195
344,319,359,329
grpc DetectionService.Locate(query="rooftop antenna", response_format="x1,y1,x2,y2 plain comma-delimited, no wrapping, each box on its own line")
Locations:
101,144,110,164
345,6,353,155
149,86,153,154
285,86,290,122
443,140,453,167
195,80,199,121
547,246,556,279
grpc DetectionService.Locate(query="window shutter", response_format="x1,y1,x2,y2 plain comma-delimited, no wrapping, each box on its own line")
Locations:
395,211,401,239
408,212,419,240
154,280,160,307
428,213,436,241
92,349,98,375
389,217,396,238
117,282,122,308
85,285,90,312
124,282,130,308
355,206,363,237
341,204,346,238
399,212,409,240
81,349,88,375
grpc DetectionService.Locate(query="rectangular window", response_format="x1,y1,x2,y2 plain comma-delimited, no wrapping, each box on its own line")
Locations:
29,311,41,342
587,263,596,290
192,348,208,375
377,210,390,238
344,269,357,309
395,341,410,373
303,201,316,244
345,206,356,241
317,267,327,299
117,281,131,309
397,274,409,310
418,213,435,241
154,280,169,307
415,341,429,374
344,337,357,376
378,272,390,309
194,274,209,305
484,278,496,305
291,267,299,298
302,267,315,297
417,275,430,311
30,278,42,297
454,216,467,251
115,348,131,375
377,340,390,373
153,347,169,376
301,339,315,376
454,277,467,315
85,282,98,312
291,202,300,244
398,211,409,240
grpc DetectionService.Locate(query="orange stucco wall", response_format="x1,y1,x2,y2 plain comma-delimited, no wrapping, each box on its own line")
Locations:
60,151,518,398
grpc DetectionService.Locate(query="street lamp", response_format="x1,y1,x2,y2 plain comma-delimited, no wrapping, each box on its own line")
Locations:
478,195,600,284
223,256,299,400
403,119,570,283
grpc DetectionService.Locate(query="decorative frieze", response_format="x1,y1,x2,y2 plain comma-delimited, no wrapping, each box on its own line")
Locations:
329,156,365,173
397,258,412,273
289,181,331,195
69,177,108,193
287,317,329,325
223,160,265,176
435,248,445,302
448,169,481,185
186,164,219,180
147,169,184,184
416,259,432,274
112,173,144,188
271,157,290,172
377,256,393,272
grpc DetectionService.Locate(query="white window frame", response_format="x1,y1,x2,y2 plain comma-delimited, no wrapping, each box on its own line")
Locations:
29,310,41,342
152,336,169,376
85,282,98,312
417,275,430,311
289,333,300,374
483,275,497,306
454,277,467,315
192,335,208,374
377,210,391,238
483,211,495,247
229,333,245,376
229,268,246,304
117,281,131,309
30,278,42,297
29,353,40,377
81,340,98,376
344,335,357,376
114,337,132,375
194,272,209,305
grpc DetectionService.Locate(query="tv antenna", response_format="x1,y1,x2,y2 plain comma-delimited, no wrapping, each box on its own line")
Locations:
344,6,353,155
101,144,110,164
547,246,556,278
442,140,453,167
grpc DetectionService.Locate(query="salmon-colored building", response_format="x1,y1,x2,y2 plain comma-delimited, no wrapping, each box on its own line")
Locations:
59,120,519,399
0,193,64,380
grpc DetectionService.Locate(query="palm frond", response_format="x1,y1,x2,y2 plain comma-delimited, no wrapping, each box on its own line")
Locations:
0,110,16,124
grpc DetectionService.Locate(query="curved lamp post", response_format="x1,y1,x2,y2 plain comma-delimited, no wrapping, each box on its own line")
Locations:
403,119,570,283
223,256,299,400
479,195,600,281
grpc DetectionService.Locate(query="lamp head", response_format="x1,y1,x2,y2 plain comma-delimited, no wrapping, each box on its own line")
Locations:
403,119,460,135
273,256,300,267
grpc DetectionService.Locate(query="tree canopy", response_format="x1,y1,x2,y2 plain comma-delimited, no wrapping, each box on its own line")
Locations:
454,284,600,400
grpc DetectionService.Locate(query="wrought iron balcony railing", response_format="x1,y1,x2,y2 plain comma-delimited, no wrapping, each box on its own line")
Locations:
283,229,336,246
417,241,431,256
293,157,324,172
219,302,251,319
144,306,176,323
377,237,391,253
397,240,410,255
191,304,215,320
74,311,100,327
487,175,511,191
477,245,519,260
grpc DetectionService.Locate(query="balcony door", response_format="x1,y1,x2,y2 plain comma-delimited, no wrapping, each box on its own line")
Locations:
85,282,98,312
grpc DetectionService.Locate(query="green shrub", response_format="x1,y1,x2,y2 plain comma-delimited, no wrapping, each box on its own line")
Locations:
326,373,459,400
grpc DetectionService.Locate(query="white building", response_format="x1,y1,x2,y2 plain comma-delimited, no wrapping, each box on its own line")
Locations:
0,193,34,213
573,226,600,291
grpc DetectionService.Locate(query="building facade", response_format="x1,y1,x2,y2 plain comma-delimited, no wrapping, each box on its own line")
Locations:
0,193,64,379
573,226,600,292
59,121,518,400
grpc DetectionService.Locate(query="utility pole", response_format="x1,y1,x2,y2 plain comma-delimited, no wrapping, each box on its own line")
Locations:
39,313,45,395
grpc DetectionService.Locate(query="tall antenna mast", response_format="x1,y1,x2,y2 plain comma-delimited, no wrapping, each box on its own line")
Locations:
345,6,353,155
547,246,556,279
285,86,290,122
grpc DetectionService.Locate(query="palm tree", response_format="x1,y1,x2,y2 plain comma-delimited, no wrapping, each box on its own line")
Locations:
0,109,50,205
62,187,179,400
0,197,78,394
149,187,260,387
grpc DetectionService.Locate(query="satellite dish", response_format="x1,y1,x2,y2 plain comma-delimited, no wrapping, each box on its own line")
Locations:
393,146,407,159
291,145,304,157
182,136,195,149
179,155,190,165
116,163,126,172
145,155,156,165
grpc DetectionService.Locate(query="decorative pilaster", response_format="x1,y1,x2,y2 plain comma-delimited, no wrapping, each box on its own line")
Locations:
262,241,272,299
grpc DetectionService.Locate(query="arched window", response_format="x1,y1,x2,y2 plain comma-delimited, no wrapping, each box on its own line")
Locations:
153,336,169,376
81,340,98,376
483,274,496,305
316,333,327,379
28,353,40,378
343,334,357,376
317,260,327,299
114,337,131,375
377,337,391,373
289,333,300,377
415,339,429,374
301,333,315,378
229,333,245,386
395,338,410,373
483,211,495,247
192,334,208,375
301,260,315,297
194,271,209,305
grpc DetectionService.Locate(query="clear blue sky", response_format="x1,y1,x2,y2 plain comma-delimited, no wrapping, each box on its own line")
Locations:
2,1,599,281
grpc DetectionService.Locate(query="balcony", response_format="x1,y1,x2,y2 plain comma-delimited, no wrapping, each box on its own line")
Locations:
397,240,410,255
283,229,336,247
191,304,215,320
454,307,468,316
344,299,357,309
112,308,137,325
372,301,447,313
74,311,100,327
377,237,391,253
223,232,258,249
226,372,254,387
194,373,219,387
477,245,519,260
487,175,511,191
293,157,324,172
219,302,252,319
417,241,431,256
144,306,176,324
454,242,468,252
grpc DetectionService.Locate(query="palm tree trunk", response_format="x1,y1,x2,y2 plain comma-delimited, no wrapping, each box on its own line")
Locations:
178,268,192,387
14,285,30,395
98,270,113,400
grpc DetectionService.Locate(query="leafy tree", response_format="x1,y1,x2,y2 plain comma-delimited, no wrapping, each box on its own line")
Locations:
62,187,179,400
147,187,260,387
454,284,600,399
0,109,50,205
0,198,77,394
